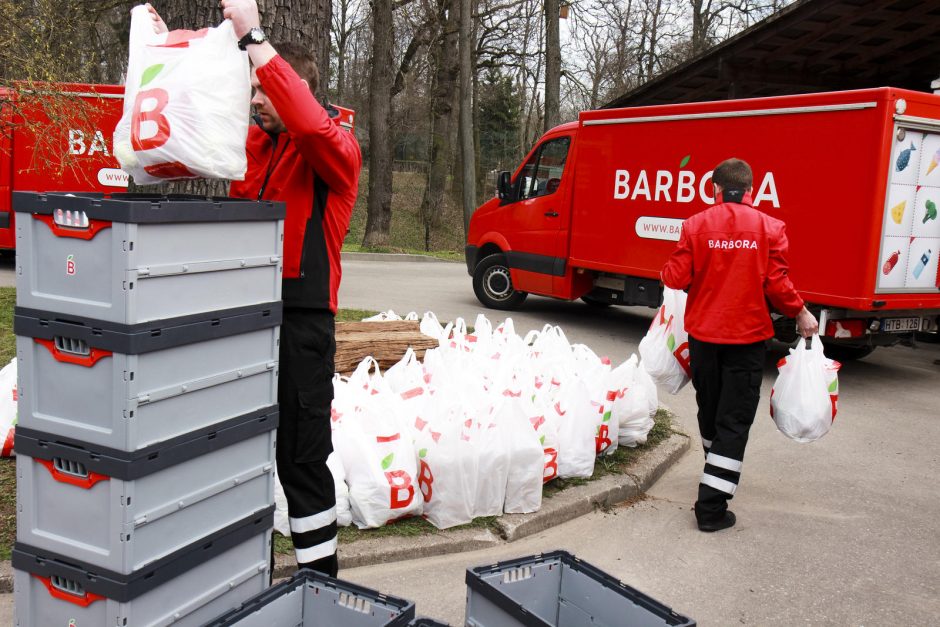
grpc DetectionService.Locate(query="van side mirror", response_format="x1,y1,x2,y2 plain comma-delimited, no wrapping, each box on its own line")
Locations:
496,171,512,201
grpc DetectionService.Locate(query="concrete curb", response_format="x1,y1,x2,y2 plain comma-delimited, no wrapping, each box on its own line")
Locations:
0,432,689,591
341,251,458,263
272,431,690,580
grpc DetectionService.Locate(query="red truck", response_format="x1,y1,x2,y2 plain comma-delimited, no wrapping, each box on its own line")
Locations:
0,83,128,249
466,88,940,358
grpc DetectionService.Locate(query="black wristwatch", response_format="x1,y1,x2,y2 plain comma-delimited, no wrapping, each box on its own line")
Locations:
237,27,268,50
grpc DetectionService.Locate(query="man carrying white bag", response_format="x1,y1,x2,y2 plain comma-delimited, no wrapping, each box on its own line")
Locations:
662,158,819,533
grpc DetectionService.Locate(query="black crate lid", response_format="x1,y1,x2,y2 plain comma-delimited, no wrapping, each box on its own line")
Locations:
15,405,278,480
13,191,285,222
13,506,274,603
15,301,281,354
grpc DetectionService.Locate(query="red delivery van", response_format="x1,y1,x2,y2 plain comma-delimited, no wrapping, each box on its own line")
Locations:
466,88,940,358
0,83,128,250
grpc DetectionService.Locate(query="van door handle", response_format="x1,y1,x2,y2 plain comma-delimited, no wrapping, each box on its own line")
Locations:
544,211,559,217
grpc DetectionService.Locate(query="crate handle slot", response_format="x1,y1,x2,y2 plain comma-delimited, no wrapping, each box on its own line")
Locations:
35,338,111,367
37,458,109,489
338,591,372,614
32,213,112,240
502,566,533,584
34,574,106,607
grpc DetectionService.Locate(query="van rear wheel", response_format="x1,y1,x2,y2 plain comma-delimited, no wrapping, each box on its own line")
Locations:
473,253,527,310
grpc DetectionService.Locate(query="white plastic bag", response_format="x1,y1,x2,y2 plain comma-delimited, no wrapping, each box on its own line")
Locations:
638,288,691,394
332,394,422,528
499,397,544,513
414,406,477,529
0,359,16,457
609,356,655,448
553,378,596,479
113,5,249,184
770,335,841,443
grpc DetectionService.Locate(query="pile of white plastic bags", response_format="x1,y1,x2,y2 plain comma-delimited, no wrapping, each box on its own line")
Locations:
313,312,659,530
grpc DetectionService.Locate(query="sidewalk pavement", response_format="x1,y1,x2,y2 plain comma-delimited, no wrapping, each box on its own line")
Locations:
0,432,689,595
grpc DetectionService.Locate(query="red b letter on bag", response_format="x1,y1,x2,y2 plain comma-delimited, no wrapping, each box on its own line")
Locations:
131,88,171,151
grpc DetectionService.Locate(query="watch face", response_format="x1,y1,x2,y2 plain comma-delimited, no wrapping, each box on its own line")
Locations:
252,29,265,43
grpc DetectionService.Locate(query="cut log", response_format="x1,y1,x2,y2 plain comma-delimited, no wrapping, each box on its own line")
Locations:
334,320,439,375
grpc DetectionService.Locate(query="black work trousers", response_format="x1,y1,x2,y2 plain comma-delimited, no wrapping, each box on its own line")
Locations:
277,309,338,576
688,335,765,524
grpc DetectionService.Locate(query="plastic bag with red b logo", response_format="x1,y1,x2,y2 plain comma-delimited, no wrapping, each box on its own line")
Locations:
638,287,691,394
113,5,250,185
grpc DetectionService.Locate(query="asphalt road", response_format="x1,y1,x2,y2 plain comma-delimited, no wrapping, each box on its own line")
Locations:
337,258,940,626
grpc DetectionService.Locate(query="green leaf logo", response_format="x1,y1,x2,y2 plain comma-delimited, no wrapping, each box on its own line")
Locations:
603,411,611,422
380,453,394,469
539,435,546,445
140,64,165,87
679,154,691,168
418,448,427,458
828,380,838,393
666,334,676,351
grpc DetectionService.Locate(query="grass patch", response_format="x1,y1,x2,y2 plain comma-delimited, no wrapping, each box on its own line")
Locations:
336,308,381,322
275,409,678,553
342,242,463,262
0,459,13,560
0,288,15,366
344,170,466,255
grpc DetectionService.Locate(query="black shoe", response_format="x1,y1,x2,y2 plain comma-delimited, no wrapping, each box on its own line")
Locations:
698,511,736,532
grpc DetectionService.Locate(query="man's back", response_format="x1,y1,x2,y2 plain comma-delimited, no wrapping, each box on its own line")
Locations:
663,198,803,343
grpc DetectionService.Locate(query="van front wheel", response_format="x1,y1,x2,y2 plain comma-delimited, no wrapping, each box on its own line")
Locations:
473,254,527,310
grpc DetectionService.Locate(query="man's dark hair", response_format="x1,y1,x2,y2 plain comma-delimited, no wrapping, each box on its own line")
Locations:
712,158,753,191
273,41,319,95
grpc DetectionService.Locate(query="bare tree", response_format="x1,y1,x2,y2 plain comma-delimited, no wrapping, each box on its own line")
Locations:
458,0,475,229
363,0,395,247
543,0,560,130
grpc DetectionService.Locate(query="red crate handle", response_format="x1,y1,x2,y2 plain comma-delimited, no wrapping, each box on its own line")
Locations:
34,338,111,367
32,213,112,240
33,574,106,607
36,459,109,489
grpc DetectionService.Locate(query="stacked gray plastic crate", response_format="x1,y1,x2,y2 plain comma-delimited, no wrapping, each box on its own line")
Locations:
10,192,285,626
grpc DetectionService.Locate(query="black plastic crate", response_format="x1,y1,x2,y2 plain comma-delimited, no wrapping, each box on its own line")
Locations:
206,568,416,626
465,550,695,626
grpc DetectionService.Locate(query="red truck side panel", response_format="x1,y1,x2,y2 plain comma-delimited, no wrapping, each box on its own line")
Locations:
570,88,940,312
1,83,126,249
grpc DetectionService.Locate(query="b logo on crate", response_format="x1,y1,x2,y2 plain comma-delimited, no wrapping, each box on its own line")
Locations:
66,254,76,276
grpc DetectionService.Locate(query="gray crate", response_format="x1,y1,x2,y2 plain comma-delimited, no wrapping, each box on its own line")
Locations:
15,303,279,451
14,509,273,627
206,569,416,626
15,408,276,573
465,551,695,627
14,192,285,324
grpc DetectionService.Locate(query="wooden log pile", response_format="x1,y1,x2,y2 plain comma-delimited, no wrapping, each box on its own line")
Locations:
335,320,439,375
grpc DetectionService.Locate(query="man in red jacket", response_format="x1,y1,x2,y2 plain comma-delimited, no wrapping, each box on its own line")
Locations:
147,0,361,575
662,158,817,532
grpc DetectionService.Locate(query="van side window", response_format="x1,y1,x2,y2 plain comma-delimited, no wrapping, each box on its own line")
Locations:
516,136,571,201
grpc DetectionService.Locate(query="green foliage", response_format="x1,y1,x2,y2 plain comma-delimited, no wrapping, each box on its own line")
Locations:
477,68,524,172
0,288,14,365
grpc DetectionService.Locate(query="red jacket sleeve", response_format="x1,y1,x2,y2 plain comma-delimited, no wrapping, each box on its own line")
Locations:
662,225,693,290
763,223,804,317
256,55,361,193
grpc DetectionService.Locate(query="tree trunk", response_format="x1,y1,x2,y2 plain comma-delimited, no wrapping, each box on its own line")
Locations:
458,0,476,232
420,0,459,245
363,0,394,247
543,0,561,131
155,0,330,98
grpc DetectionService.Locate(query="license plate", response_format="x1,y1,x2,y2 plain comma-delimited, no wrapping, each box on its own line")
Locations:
880,317,921,332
